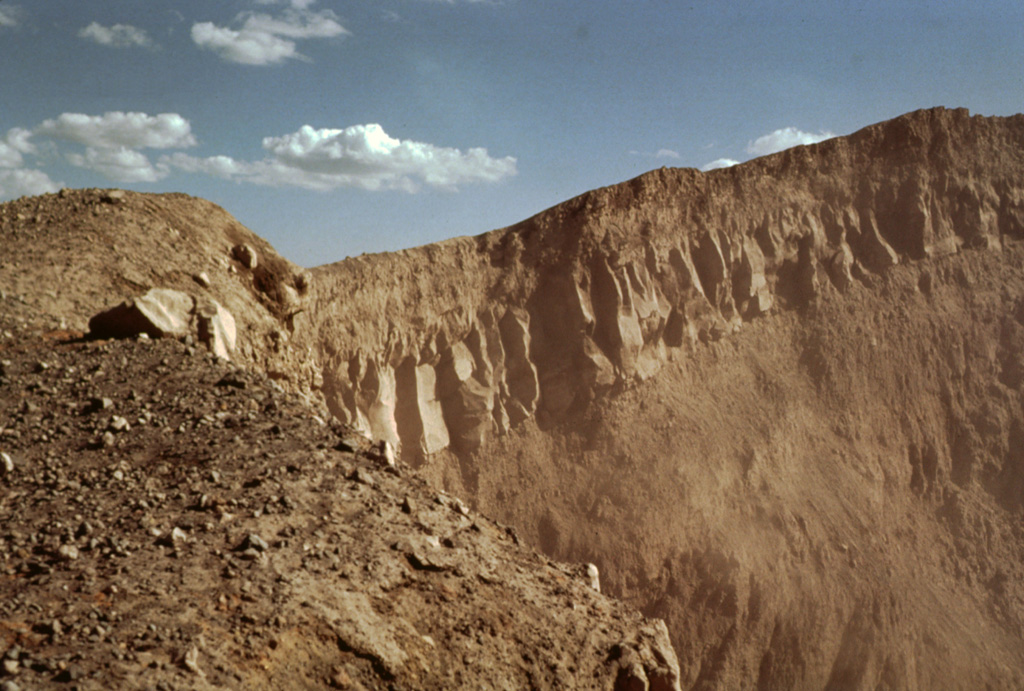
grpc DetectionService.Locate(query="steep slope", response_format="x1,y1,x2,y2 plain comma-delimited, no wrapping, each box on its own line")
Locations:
297,107,1024,688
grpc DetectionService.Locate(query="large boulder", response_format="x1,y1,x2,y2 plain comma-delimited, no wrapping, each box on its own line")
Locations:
88,288,193,339
89,288,237,359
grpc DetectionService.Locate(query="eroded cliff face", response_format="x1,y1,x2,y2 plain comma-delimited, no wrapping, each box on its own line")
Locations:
300,107,1024,689
307,107,1024,465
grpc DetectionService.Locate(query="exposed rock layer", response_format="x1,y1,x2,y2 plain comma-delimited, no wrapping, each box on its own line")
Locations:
298,107,1024,688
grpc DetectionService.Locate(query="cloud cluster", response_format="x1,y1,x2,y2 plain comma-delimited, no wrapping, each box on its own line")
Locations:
5,110,515,194
78,22,153,49
655,148,680,160
34,112,196,183
700,158,739,172
0,128,61,199
166,123,517,191
746,127,834,157
192,0,347,65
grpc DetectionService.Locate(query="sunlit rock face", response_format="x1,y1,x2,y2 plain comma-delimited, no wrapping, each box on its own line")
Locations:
309,107,1024,463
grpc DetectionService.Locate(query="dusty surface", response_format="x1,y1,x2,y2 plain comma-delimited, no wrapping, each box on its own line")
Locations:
0,316,678,689
4,106,1024,689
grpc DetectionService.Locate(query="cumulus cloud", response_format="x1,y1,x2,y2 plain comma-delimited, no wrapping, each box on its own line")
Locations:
165,123,517,192
78,22,154,49
66,147,169,183
0,128,34,168
33,112,194,184
655,148,680,160
191,23,298,65
192,1,347,65
700,158,740,172
0,126,61,198
746,127,834,157
0,169,61,199
35,112,196,150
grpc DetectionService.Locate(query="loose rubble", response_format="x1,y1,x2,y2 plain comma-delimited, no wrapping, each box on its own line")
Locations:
0,318,680,689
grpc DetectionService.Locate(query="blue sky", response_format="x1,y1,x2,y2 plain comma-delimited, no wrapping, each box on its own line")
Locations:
1,1,1022,267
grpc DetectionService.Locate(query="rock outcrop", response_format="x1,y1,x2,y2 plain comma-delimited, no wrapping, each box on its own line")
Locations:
294,107,1024,688
304,108,1024,465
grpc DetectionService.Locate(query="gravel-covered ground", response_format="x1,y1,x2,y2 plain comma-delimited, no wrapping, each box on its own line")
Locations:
0,314,679,690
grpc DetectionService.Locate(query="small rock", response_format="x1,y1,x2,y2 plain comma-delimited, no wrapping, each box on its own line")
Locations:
401,497,414,514
232,244,258,270
171,527,188,543
1,659,17,676
244,534,269,551
182,645,203,675
87,397,114,413
102,432,116,448
328,666,351,689
57,544,80,561
348,467,375,487
584,563,601,593
1,679,21,691
376,440,396,469
1,452,13,475
193,272,211,288
110,416,129,432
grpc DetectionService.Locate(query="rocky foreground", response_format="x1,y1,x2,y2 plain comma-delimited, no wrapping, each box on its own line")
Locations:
0,308,679,689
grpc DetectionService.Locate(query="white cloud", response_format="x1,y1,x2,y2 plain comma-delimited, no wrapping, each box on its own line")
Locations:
0,127,60,200
33,112,193,183
166,123,517,192
0,169,61,199
0,142,23,168
67,147,169,183
242,9,346,39
0,128,35,168
746,127,834,157
700,158,740,172
78,22,154,49
162,153,249,180
191,22,299,65
36,112,196,150
192,1,346,65
655,148,680,160
254,0,318,8
0,5,22,28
